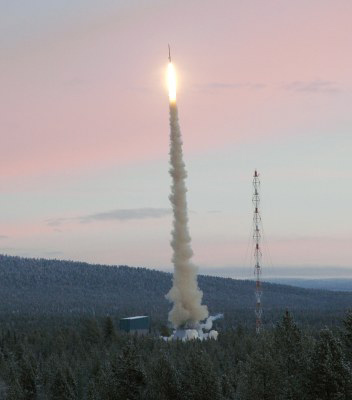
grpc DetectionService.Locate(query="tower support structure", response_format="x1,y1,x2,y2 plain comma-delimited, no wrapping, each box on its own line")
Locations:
252,170,262,334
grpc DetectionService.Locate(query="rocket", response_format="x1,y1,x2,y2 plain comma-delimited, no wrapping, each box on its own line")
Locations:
168,44,171,63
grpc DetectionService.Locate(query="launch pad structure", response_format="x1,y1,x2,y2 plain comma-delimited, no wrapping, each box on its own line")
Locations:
252,170,263,334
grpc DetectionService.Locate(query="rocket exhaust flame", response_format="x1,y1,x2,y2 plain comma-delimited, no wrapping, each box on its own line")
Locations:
165,58,208,329
168,62,176,103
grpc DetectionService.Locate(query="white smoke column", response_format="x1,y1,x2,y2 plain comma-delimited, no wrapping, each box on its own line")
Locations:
166,62,208,328
200,313,224,331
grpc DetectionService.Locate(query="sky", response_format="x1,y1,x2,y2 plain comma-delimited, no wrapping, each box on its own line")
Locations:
1,0,351,279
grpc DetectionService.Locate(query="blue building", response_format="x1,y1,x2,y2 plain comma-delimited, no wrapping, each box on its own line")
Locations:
119,316,150,335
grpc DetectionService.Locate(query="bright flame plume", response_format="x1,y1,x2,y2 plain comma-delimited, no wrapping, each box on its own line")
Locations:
168,62,177,102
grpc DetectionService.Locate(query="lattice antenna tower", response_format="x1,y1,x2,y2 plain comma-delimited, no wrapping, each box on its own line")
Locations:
253,170,262,334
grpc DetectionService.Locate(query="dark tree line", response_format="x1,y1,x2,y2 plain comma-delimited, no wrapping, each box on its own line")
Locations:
0,311,351,399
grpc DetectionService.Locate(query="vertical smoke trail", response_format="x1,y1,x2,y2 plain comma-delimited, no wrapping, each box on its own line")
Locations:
166,101,208,328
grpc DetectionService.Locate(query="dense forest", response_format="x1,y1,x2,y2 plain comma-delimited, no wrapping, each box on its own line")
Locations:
0,311,351,399
0,254,351,399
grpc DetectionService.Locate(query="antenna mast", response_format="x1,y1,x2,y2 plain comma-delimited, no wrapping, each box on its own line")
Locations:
252,170,262,334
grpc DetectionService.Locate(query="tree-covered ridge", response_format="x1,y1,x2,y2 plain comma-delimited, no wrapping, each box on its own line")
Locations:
0,254,351,328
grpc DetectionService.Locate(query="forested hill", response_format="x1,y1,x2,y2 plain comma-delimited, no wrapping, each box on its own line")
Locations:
0,254,351,327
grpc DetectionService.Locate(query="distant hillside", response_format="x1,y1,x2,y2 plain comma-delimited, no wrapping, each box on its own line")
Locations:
267,278,352,292
0,254,351,328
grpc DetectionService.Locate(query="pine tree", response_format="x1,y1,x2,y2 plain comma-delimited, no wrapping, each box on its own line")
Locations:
274,310,306,399
343,310,352,364
103,317,115,343
6,380,24,400
220,372,235,400
50,365,78,400
181,347,223,400
145,352,182,400
87,377,102,400
87,357,104,400
306,328,352,400
6,361,24,400
81,319,101,345
106,341,146,400
18,355,37,400
235,340,281,400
